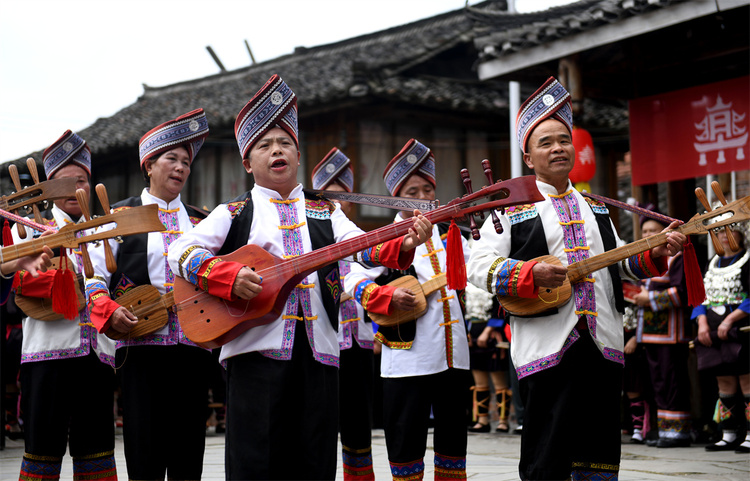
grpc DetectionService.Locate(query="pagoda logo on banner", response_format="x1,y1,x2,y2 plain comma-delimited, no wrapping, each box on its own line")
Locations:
693,95,747,166
629,76,749,186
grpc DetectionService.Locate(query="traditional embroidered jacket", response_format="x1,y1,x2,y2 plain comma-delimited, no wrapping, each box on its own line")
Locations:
11,205,115,365
636,253,692,344
337,260,378,350
467,180,666,380
345,217,470,377
167,184,414,367
85,189,204,349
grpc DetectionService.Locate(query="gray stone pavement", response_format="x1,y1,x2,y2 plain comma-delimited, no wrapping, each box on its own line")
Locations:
1,428,748,480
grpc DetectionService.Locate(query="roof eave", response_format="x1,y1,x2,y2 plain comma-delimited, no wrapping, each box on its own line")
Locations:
476,0,749,81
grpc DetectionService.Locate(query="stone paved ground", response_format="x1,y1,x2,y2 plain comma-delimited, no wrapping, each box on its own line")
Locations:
1,428,748,480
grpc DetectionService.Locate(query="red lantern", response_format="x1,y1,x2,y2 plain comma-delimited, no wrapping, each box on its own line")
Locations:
570,127,597,183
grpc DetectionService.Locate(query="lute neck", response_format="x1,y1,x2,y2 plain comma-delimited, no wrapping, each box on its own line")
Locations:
567,232,668,283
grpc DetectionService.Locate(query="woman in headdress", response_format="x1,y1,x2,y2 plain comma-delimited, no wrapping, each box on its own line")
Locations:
85,109,213,479
631,207,693,447
693,217,750,453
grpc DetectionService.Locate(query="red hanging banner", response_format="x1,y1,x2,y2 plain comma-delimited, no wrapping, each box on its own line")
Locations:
629,76,749,186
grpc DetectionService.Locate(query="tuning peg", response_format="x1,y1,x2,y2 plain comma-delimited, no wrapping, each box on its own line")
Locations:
75,189,95,279
460,169,480,240
710,181,740,252
8,164,27,239
481,159,503,234
95,184,117,273
695,187,724,256
25,158,44,226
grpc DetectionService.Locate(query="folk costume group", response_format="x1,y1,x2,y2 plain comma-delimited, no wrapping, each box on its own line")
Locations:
17,72,750,481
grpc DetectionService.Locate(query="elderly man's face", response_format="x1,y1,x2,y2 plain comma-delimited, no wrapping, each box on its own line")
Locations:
523,119,575,188
397,174,435,219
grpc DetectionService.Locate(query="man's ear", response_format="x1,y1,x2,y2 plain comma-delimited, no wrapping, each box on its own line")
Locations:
242,157,252,174
297,150,301,165
522,152,534,170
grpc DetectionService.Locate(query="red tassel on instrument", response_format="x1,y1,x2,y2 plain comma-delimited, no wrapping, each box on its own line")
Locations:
51,248,79,320
2,219,13,247
683,237,705,307
446,220,467,291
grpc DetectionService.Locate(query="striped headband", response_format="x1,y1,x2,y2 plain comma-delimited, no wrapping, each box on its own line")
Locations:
139,108,209,166
383,139,435,196
235,74,298,160
42,130,92,179
516,77,573,153
311,147,354,192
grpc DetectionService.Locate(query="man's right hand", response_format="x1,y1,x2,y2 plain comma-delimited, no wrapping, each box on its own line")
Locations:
390,287,417,311
232,266,263,301
109,306,138,334
531,261,568,288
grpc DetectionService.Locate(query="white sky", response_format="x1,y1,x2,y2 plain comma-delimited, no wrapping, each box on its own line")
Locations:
0,0,573,163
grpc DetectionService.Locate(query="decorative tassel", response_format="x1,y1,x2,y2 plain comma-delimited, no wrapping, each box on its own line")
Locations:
446,220,466,291
2,219,12,247
51,248,79,320
683,236,705,307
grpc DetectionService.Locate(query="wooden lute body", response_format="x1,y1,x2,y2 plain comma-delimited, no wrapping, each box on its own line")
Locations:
366,273,447,327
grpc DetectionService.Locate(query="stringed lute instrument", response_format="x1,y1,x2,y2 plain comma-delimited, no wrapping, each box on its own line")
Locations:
498,195,750,316
174,174,545,348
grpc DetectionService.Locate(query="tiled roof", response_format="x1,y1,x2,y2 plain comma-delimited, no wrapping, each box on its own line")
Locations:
471,0,684,61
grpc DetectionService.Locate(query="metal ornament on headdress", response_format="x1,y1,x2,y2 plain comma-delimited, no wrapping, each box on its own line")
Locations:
42,130,92,179
383,139,436,196
311,148,354,192
516,77,573,153
235,74,298,160
138,108,209,166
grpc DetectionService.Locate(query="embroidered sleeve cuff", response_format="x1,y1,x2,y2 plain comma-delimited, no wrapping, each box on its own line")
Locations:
516,260,539,298
355,238,414,270
197,259,244,301
649,287,679,311
622,250,666,281
89,294,121,332
362,284,398,315
16,270,56,298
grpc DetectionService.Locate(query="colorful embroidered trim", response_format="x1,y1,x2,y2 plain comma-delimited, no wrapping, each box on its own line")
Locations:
389,458,425,481
506,204,538,225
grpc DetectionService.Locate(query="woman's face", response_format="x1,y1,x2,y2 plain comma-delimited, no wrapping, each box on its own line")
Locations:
145,146,191,202
640,219,665,239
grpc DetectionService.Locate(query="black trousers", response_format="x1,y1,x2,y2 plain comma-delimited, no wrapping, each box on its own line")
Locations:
20,352,115,459
382,368,468,464
339,342,374,452
116,343,211,480
225,323,339,480
645,343,691,412
519,332,622,481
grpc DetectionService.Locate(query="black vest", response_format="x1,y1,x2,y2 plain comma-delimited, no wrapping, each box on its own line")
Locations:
216,190,340,332
108,197,206,294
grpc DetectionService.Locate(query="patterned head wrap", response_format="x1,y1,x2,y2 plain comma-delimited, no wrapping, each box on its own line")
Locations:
139,108,209,166
516,77,573,153
383,139,436,196
311,148,354,192
235,74,299,160
42,130,92,179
